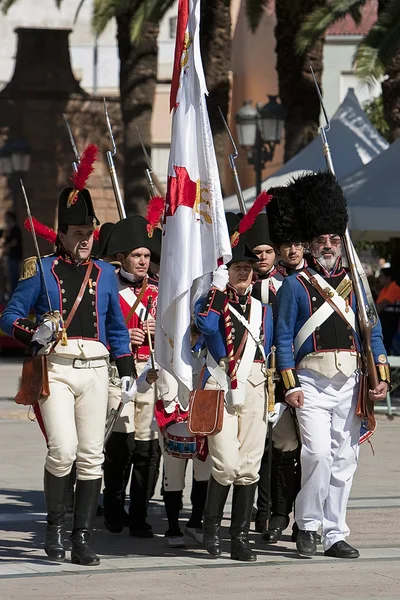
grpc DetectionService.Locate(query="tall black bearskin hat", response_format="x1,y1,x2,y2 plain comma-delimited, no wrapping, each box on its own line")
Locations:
242,213,272,249
226,212,258,264
58,144,100,228
289,171,348,241
267,186,303,246
106,215,161,259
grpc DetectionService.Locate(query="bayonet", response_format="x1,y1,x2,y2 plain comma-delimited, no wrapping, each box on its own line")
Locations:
103,97,126,219
63,113,80,173
20,180,53,313
218,107,247,214
136,126,166,199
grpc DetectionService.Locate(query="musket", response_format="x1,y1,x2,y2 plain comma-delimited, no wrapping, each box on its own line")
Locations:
218,107,247,214
63,114,80,173
136,126,166,199
310,66,379,390
20,180,53,314
264,346,278,532
145,296,156,370
103,97,126,219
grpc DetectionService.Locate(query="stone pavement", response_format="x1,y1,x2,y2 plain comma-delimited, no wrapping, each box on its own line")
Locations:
0,358,400,599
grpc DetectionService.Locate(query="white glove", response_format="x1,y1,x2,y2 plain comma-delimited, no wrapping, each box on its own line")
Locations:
212,264,229,292
31,319,57,347
268,402,287,426
121,376,138,404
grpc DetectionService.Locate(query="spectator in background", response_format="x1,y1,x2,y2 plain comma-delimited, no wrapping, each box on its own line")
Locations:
376,267,400,354
375,257,391,279
0,211,22,297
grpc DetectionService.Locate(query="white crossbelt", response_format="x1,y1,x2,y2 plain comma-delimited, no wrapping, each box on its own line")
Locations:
206,298,262,390
48,355,108,369
119,287,149,321
294,272,356,357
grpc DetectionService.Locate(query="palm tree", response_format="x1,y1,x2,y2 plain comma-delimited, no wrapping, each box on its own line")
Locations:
296,0,400,142
1,0,176,215
246,0,327,162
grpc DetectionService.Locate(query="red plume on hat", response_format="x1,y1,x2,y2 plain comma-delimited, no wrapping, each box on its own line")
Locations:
24,217,56,245
230,190,272,247
67,144,99,208
145,195,165,237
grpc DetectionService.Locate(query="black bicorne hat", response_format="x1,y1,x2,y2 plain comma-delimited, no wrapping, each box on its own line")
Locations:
97,222,115,258
226,213,258,264
267,186,303,246
289,171,348,240
58,188,99,228
242,213,272,249
106,215,162,259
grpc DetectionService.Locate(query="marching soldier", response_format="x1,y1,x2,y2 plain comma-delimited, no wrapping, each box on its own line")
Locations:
102,215,161,538
0,156,136,566
275,172,390,558
195,213,274,562
243,191,302,542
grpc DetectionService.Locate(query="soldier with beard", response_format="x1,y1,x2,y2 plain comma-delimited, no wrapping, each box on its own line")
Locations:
275,172,390,559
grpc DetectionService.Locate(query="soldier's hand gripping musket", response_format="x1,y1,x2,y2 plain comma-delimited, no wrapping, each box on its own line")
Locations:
103,97,126,219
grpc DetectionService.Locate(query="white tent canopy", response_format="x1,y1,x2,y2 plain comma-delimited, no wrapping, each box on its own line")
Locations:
224,88,389,212
342,137,400,241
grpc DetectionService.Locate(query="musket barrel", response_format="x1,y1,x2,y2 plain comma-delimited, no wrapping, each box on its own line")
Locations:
106,151,126,219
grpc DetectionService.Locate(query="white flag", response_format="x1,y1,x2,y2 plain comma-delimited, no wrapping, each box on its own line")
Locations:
155,0,232,395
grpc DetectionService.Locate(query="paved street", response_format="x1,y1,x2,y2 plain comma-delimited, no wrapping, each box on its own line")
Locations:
0,358,400,599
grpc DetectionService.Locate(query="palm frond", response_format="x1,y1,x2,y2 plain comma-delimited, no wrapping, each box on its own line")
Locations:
245,0,269,32
296,0,367,55
354,1,400,84
92,0,120,36
129,0,177,44
1,0,21,14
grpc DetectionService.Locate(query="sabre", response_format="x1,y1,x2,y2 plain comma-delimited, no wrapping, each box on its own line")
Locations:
20,180,53,313
63,113,80,173
103,97,126,219
136,126,166,199
310,66,379,390
218,106,247,214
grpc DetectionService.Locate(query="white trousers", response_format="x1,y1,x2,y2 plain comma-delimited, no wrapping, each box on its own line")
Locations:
207,373,268,486
38,358,109,480
134,361,157,441
158,430,213,492
295,369,360,551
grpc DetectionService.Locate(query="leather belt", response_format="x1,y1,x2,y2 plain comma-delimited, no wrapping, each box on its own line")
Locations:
48,355,108,369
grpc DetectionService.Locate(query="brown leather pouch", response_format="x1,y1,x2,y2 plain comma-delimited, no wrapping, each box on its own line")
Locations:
188,389,224,436
15,355,50,406
356,372,376,433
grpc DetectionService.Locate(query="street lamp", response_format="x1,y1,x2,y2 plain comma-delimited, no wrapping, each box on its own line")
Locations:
235,95,285,196
0,139,31,213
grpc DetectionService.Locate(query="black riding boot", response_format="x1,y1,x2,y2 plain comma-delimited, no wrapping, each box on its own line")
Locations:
44,469,69,562
262,447,298,543
203,477,230,557
187,479,208,529
255,436,269,532
163,490,183,536
71,478,102,566
103,432,135,533
230,483,257,562
129,439,159,537
65,462,76,514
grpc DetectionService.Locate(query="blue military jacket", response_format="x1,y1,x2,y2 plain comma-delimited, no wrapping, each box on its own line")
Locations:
0,253,134,377
195,285,274,384
275,257,390,393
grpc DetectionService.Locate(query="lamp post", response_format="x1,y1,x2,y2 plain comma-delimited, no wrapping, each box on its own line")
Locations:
235,95,285,197
0,139,31,215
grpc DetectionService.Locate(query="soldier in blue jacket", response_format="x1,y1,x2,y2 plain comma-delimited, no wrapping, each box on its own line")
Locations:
195,213,274,563
275,172,390,559
0,185,136,567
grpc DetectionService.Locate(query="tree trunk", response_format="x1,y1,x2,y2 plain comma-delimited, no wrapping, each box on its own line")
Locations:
116,16,159,215
200,0,231,193
379,0,400,142
275,0,326,162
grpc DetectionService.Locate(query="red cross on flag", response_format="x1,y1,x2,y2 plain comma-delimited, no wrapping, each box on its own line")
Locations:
155,0,232,398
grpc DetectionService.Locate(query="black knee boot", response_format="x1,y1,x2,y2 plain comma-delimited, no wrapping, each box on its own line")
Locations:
163,490,183,537
203,477,230,557
262,447,298,543
230,484,257,562
71,478,102,566
103,432,134,533
65,462,76,514
44,470,70,562
187,479,208,529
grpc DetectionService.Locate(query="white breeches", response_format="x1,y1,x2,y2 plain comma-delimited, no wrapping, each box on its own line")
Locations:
207,375,267,486
38,358,109,480
271,407,299,452
134,361,157,441
107,374,135,434
158,430,213,492
295,369,361,551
